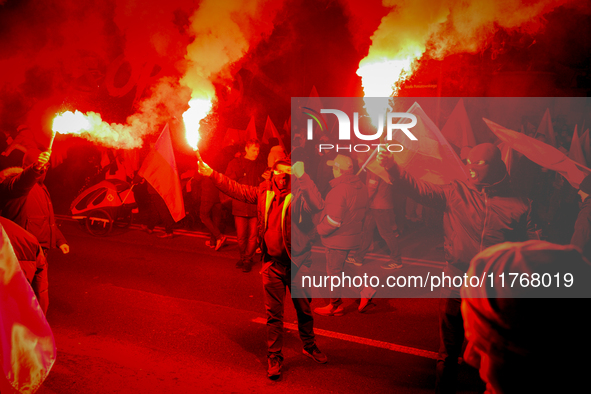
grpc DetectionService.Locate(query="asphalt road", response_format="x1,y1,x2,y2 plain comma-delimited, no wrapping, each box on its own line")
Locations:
36,220,483,393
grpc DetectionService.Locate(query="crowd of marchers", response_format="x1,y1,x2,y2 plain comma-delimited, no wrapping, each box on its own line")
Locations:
2,126,591,393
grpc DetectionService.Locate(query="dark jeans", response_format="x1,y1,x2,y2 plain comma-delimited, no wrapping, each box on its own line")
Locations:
200,200,222,242
325,248,350,304
436,296,464,394
263,261,315,359
234,216,257,263
147,193,174,234
356,209,401,263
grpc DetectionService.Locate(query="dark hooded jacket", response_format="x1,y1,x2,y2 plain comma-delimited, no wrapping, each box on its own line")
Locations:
571,196,591,261
292,173,324,267
210,170,292,265
1,167,67,250
387,165,538,274
317,173,368,250
224,155,265,217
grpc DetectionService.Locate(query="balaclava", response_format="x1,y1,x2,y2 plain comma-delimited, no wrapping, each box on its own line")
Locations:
466,143,506,186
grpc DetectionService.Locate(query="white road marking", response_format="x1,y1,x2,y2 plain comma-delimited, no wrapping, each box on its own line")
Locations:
252,317,438,360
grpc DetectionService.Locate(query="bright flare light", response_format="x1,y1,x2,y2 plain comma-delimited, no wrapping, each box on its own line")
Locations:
357,58,412,98
356,58,412,127
182,98,213,150
52,111,91,134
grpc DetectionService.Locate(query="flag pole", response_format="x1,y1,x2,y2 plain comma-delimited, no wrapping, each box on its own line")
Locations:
356,146,382,176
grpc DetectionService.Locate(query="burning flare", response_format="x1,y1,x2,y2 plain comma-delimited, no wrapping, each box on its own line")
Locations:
182,98,213,150
52,111,91,135
51,111,145,149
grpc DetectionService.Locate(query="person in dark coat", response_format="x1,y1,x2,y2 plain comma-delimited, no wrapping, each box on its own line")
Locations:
197,157,327,380
0,150,50,210
570,173,591,261
0,149,69,256
0,217,49,314
462,241,591,394
350,171,403,270
377,143,538,394
225,139,265,272
291,161,324,271
314,154,369,317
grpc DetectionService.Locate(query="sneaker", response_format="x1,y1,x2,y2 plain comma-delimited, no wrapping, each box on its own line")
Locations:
267,355,282,380
215,235,227,251
381,261,403,270
157,232,174,239
242,261,252,273
346,256,362,267
205,240,215,248
358,297,376,313
303,344,328,364
359,286,377,313
235,259,244,269
314,303,345,317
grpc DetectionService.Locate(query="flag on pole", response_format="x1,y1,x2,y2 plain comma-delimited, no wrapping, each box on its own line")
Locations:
536,108,557,147
283,116,291,134
392,102,467,184
306,86,322,111
498,142,518,176
138,124,185,222
569,125,587,167
244,116,257,141
581,128,590,164
262,116,286,151
441,99,476,152
358,102,467,185
484,118,591,188
0,224,56,394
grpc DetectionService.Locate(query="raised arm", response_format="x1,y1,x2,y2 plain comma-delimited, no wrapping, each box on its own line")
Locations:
377,150,447,210
198,160,259,204
0,151,50,205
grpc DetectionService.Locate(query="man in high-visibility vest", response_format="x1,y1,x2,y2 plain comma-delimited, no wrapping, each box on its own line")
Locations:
197,157,327,380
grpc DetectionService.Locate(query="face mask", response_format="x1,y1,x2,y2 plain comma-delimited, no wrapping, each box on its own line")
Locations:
273,172,290,191
466,144,504,185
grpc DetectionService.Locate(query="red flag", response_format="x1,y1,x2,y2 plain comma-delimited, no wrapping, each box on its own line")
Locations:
569,125,587,166
306,86,323,113
484,118,591,188
139,124,185,222
0,224,56,394
392,102,467,184
262,116,286,151
244,116,257,141
498,142,517,176
359,102,467,185
441,99,476,151
581,128,590,164
223,128,242,147
536,108,556,147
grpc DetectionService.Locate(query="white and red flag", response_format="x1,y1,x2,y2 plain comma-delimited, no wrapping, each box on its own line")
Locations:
536,108,557,147
139,124,185,222
484,118,591,188
0,224,56,394
569,125,587,167
441,98,476,152
262,116,286,151
243,116,258,141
